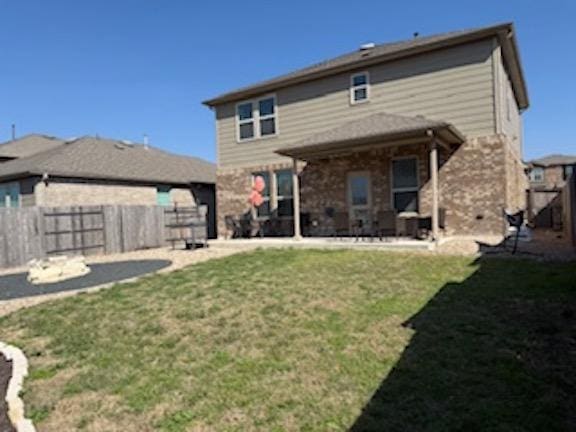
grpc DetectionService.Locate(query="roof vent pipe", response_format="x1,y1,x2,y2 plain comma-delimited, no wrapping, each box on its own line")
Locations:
359,42,375,51
143,134,149,149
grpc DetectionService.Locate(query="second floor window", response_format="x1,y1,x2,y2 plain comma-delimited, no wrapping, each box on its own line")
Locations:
563,165,574,181
350,72,369,104
237,96,277,141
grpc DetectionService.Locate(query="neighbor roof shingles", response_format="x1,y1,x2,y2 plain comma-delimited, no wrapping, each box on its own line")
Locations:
0,136,215,185
530,155,576,167
276,112,464,158
0,134,65,159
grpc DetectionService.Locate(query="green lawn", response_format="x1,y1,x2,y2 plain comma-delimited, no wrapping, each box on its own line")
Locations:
0,250,575,431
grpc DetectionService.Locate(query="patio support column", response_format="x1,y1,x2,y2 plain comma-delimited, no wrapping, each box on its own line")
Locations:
292,158,302,240
430,138,440,242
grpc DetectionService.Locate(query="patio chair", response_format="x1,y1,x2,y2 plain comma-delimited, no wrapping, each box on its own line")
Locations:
372,210,398,240
300,212,312,237
417,208,446,239
332,212,350,239
224,215,241,239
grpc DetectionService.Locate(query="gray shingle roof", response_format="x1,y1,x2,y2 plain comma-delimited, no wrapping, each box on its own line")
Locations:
276,112,464,159
0,136,215,185
204,22,528,109
0,134,65,159
530,154,576,167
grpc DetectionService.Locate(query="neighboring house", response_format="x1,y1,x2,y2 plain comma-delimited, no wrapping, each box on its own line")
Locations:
526,154,576,230
204,22,529,238
0,134,217,237
527,154,576,189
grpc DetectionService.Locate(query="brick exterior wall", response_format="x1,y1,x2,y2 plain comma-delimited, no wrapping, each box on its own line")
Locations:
216,134,526,237
300,144,430,232
542,166,568,189
216,162,293,237
33,178,197,207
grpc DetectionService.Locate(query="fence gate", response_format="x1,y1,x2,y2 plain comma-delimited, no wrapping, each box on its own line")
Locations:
527,188,563,230
43,206,106,256
164,206,207,248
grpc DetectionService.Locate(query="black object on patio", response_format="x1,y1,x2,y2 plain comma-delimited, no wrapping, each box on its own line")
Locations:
504,210,524,254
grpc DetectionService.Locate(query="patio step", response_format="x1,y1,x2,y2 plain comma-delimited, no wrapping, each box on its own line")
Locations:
210,238,433,251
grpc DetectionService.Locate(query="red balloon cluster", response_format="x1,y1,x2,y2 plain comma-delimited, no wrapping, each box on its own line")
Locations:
248,175,266,207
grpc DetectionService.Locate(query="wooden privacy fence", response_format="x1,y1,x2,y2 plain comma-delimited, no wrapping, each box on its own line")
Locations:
565,171,576,248
0,205,207,269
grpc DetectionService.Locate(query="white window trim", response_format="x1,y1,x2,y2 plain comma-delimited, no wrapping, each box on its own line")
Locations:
350,71,370,105
529,167,545,183
236,101,255,142
235,94,278,143
390,156,419,214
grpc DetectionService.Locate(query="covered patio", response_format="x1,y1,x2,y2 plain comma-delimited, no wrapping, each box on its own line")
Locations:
277,112,465,242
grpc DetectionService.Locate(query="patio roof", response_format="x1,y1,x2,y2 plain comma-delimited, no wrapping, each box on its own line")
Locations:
276,112,465,161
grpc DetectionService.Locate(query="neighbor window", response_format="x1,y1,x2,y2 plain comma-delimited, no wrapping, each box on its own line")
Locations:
529,167,544,183
237,96,277,141
563,165,574,181
0,182,20,208
156,186,172,206
252,171,271,218
392,158,419,212
350,72,369,104
275,169,293,217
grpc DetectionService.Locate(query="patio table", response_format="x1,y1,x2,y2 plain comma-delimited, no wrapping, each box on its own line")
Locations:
397,212,419,238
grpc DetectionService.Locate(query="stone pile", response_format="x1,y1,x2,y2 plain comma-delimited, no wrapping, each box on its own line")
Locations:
27,256,90,285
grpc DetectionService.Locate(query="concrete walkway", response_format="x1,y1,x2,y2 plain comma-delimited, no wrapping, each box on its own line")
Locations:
211,236,434,251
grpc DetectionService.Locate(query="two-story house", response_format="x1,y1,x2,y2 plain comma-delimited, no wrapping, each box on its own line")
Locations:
204,22,529,239
528,155,576,189
526,154,576,230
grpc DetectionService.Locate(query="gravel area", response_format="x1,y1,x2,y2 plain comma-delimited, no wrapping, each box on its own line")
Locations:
0,245,257,317
0,355,14,432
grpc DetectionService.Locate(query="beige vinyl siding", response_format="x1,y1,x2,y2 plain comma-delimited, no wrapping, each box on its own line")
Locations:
494,45,523,156
216,39,497,168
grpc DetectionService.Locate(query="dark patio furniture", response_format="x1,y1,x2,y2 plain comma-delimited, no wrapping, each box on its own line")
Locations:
373,210,398,240
224,215,241,239
397,213,420,238
238,213,264,238
417,208,446,238
266,214,283,237
332,212,350,239
301,212,312,237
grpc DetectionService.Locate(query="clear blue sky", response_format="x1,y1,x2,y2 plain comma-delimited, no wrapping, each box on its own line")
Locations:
0,0,574,162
